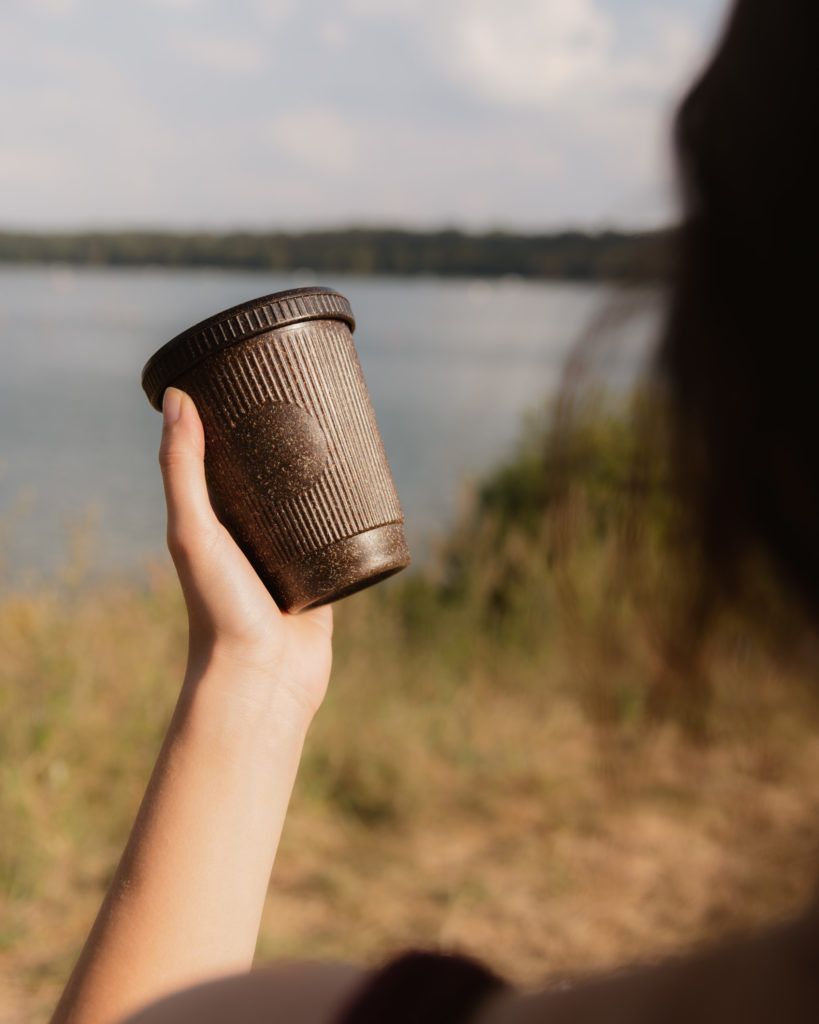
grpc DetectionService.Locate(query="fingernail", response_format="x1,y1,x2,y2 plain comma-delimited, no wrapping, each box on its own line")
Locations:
163,388,183,425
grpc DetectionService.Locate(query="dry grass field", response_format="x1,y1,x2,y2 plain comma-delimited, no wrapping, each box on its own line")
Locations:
3,408,819,1022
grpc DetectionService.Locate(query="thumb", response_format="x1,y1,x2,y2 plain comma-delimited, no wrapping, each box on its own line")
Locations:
158,387,221,568
297,602,334,640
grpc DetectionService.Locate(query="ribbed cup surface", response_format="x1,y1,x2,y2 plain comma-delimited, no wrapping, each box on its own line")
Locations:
142,289,409,611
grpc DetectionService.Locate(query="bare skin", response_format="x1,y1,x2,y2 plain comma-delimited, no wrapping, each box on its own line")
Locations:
51,387,345,1023
52,387,819,1024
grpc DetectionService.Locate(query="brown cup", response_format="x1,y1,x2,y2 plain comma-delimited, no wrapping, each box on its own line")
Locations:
142,286,410,612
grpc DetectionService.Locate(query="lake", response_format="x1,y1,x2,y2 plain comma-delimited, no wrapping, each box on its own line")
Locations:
0,266,657,579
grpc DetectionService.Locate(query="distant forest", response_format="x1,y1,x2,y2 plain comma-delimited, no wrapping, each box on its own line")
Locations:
0,228,671,281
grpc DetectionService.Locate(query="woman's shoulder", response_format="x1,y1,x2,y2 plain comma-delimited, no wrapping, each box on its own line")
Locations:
477,912,819,1024
122,960,369,1024
123,912,819,1024
122,950,504,1024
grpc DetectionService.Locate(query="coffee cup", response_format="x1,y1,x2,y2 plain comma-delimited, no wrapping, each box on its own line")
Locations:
142,286,410,611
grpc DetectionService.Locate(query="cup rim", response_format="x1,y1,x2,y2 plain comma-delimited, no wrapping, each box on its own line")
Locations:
141,285,355,410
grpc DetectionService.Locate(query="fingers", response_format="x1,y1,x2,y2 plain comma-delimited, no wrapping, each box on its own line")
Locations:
158,388,221,569
158,389,338,643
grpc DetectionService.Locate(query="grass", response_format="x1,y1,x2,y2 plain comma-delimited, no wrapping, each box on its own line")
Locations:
2,402,819,1022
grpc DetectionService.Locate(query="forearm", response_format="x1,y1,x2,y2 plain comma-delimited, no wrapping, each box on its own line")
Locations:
52,661,312,1024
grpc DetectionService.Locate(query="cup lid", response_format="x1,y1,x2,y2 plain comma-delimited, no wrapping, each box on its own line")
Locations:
141,285,355,410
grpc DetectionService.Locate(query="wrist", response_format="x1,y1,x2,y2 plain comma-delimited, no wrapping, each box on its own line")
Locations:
178,656,315,765
186,627,328,715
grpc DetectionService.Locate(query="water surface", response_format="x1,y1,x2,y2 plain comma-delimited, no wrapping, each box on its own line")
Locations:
0,266,655,578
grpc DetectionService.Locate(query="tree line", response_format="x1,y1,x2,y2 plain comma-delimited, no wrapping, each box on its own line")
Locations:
0,227,670,281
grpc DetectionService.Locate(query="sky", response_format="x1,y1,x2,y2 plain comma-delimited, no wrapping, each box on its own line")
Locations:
1,0,727,231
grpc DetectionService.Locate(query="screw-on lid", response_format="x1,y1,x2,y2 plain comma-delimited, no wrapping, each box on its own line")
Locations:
141,286,355,410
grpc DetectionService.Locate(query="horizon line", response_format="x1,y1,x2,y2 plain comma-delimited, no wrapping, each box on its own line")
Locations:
0,222,669,238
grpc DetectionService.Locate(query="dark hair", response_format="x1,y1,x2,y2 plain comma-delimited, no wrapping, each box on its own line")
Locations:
659,0,819,618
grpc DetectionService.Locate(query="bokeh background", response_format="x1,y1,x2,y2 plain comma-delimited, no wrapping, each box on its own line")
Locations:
4,0,718,228
3,2,819,1022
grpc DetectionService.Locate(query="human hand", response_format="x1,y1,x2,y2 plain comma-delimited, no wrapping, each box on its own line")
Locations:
158,386,333,724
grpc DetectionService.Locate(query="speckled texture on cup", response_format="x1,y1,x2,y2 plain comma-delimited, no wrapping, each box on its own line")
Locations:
142,287,410,612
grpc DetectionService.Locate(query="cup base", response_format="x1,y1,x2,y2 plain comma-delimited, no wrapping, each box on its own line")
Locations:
271,522,410,613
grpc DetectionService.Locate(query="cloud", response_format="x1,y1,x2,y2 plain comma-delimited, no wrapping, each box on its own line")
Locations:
445,0,615,106
25,0,77,16
0,0,722,228
254,0,292,24
389,0,703,115
614,13,703,99
381,0,709,225
169,33,268,73
341,0,703,116
268,107,361,173
319,20,349,49
0,145,64,186
145,0,202,7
